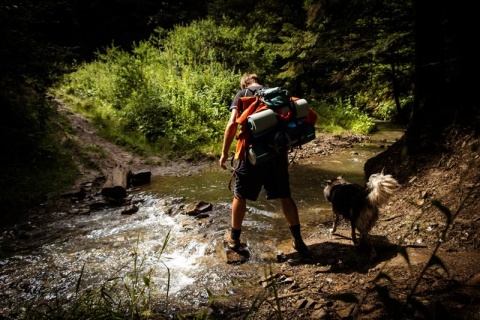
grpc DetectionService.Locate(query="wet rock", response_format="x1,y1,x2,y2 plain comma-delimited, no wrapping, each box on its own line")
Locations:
184,201,213,216
69,208,91,215
194,213,210,219
221,241,250,264
121,205,139,215
12,222,35,239
223,248,249,264
88,200,110,210
60,186,86,201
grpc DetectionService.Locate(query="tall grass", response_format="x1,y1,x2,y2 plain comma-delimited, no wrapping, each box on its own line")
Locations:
21,232,172,320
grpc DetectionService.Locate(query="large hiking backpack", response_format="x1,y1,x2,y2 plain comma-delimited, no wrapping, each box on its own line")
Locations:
234,87,317,165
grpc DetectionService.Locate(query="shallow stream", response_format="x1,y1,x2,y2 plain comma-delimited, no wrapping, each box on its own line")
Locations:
0,122,405,316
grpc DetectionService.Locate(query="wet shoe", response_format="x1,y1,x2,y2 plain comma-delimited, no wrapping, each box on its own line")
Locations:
292,239,310,256
224,230,241,250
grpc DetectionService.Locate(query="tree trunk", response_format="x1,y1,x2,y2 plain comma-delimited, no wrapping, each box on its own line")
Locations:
406,0,478,154
101,164,129,199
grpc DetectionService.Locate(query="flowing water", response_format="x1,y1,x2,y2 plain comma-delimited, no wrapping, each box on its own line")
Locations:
0,122,405,316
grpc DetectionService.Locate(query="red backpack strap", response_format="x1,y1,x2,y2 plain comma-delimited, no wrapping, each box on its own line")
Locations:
234,96,265,160
236,96,260,125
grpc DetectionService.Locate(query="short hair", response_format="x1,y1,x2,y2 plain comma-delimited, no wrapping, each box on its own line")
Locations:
240,73,260,89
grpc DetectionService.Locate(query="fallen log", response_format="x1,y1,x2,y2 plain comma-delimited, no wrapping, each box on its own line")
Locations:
101,164,129,199
129,170,151,186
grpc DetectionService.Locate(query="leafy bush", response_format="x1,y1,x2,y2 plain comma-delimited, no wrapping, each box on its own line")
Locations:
54,20,250,158
314,98,377,135
54,18,379,159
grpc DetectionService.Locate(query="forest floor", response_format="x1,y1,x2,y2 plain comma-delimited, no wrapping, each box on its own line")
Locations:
56,101,480,319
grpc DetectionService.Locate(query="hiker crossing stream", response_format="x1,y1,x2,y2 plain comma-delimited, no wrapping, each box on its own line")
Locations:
0,122,405,317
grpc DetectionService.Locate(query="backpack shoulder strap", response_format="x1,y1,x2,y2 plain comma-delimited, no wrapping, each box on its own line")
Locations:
244,88,254,96
236,96,260,124
234,96,266,160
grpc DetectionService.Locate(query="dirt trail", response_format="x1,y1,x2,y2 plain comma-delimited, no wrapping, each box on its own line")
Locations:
58,102,480,319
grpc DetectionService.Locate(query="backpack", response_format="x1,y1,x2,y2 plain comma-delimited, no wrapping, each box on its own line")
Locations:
234,87,317,165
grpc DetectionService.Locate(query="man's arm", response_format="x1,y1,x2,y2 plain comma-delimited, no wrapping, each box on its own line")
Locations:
219,109,238,170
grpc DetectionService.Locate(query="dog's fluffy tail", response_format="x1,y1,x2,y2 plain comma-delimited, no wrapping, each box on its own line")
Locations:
354,171,400,237
366,171,400,207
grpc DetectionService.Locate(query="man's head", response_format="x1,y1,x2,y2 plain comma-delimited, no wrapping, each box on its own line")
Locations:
240,73,260,89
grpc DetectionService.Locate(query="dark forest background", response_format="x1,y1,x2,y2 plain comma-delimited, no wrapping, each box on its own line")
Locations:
0,0,478,226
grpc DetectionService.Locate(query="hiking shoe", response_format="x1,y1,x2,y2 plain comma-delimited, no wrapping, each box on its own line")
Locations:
224,230,241,250
292,239,310,256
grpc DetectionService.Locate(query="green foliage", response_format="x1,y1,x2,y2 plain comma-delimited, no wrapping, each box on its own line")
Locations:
54,20,253,158
54,18,379,160
314,99,377,134
2,1,401,228
276,0,414,122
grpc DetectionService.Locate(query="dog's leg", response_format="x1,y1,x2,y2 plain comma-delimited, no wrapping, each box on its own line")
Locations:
363,234,377,260
369,241,377,260
330,212,339,234
350,219,358,245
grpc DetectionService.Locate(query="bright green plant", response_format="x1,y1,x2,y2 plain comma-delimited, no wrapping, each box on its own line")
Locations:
314,99,377,135
54,20,250,158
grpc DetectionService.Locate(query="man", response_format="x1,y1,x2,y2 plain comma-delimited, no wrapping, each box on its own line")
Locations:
219,73,310,256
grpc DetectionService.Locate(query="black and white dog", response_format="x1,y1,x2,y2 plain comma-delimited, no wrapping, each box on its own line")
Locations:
323,171,399,251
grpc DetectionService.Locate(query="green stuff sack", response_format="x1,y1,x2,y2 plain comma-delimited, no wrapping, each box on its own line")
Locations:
257,87,291,109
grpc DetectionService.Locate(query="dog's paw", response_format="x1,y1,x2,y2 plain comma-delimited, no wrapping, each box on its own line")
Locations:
329,228,336,234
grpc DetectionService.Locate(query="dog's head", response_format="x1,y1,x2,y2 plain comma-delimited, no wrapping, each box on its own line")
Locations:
323,176,349,201
325,176,348,186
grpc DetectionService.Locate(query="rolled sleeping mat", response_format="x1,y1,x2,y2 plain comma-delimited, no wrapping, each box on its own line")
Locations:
278,99,310,119
293,99,309,118
247,109,278,137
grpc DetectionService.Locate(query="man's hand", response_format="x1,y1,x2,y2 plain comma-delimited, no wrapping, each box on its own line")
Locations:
219,153,228,170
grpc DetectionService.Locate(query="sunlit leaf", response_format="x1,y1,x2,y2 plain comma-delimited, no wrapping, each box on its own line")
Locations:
142,275,151,287
206,288,214,300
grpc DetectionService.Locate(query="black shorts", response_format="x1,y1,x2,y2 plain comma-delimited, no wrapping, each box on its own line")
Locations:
233,152,291,201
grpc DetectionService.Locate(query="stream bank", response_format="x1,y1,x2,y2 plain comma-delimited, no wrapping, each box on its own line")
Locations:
1,103,479,319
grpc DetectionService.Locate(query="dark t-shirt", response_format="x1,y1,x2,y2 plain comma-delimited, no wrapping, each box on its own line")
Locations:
229,85,263,111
